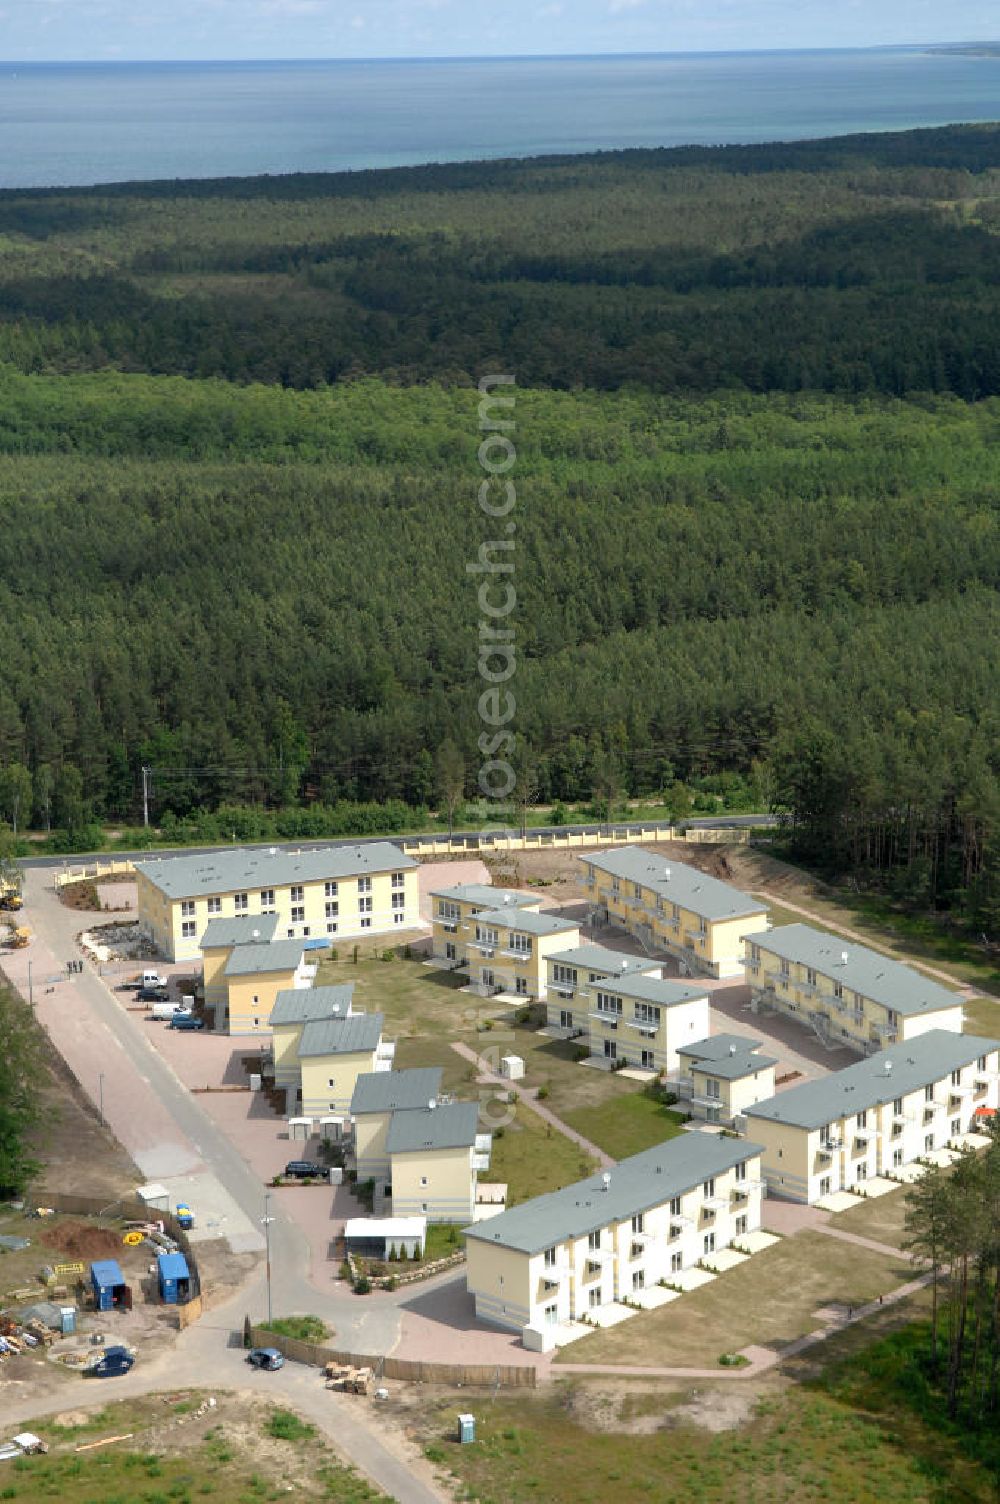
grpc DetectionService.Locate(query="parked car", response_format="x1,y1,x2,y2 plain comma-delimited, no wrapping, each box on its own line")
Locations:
142,970,168,989
139,986,170,1003
88,1345,134,1378
283,1160,319,1180
169,1014,205,1031
247,1347,285,1371
151,1000,185,1020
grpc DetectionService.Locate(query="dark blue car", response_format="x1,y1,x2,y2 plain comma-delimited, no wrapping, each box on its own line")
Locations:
247,1347,285,1371
89,1345,134,1378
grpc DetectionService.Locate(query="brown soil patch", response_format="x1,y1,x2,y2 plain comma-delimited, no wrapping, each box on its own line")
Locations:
40,1221,124,1259
58,879,101,911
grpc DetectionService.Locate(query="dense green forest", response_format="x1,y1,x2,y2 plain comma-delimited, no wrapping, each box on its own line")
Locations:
0,125,997,929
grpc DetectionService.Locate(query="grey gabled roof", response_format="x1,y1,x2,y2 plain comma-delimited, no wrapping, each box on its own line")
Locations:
680,1038,778,1082
431,884,539,910
678,1033,765,1061
745,1030,1000,1131
351,1067,444,1116
587,973,708,1008
269,984,355,1029
583,845,767,922
547,944,660,978
297,1011,384,1059
745,923,964,1018
474,907,578,937
135,840,415,900
223,938,308,977
386,1100,480,1154
465,1134,763,1256
199,913,280,951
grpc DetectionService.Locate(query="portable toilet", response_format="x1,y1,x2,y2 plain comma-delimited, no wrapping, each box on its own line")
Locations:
500,1055,524,1081
156,1251,191,1305
90,1260,128,1312
457,1413,476,1445
60,1306,77,1335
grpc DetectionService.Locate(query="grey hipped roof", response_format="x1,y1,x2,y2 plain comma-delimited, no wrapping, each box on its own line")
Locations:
269,984,355,1028
584,845,767,922
745,1030,1000,1131
548,944,660,977
297,1011,385,1059
745,923,964,1018
676,1033,778,1081
465,1134,763,1255
223,939,307,977
678,1033,765,1061
386,1100,480,1154
588,973,708,1008
431,883,539,910
351,1067,444,1116
474,907,578,937
136,840,415,900
200,913,280,951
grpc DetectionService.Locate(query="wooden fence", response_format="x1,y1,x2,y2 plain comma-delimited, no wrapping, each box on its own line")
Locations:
35,1190,203,1304
249,1326,537,1388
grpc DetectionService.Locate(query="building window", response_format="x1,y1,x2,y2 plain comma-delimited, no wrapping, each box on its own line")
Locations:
326,901,339,918
588,1231,601,1251
325,881,339,898
634,1002,660,1026
560,1010,573,1030
893,1097,903,1116
978,1055,988,1072
952,1117,962,1137
951,1069,962,1087
596,992,622,1017
705,1077,721,1099
420,1176,428,1187
735,1161,747,1182
671,1252,683,1272
261,889,275,910
361,917,372,930
632,1270,645,1292
393,913,405,925
857,1110,867,1129
207,897,221,915
893,1148,903,1168
291,905,305,923
631,1213,644,1234
290,885,304,904
780,959,790,978
181,920,196,938
358,876,372,894
327,922,338,935
604,1040,617,1061
234,892,248,913
392,891,405,910
735,1215,748,1236
359,896,373,915
391,871,405,888
544,1247,557,1268
180,900,195,917
669,1197,681,1217
641,1049,655,1069
925,1085,934,1102
806,967,817,986
445,942,456,960
703,1233,716,1255
833,981,843,1000
925,1133,935,1152
702,1179,715,1199
515,977,528,997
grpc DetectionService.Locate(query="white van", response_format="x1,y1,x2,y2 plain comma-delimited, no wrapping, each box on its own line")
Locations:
152,1001,185,1021
142,970,168,989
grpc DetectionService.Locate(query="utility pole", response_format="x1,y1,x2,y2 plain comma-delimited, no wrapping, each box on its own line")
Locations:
141,765,151,828
27,958,33,1009
262,1193,274,1324
98,1072,105,1124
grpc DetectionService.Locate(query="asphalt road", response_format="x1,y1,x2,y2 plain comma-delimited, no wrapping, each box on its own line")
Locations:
19,813,779,870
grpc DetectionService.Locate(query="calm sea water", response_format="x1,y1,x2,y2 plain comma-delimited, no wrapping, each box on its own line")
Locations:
0,49,999,190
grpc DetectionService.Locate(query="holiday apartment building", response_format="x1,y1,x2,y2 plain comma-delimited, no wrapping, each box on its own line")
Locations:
675,1034,778,1125
429,883,541,970
467,907,580,1000
544,944,661,1036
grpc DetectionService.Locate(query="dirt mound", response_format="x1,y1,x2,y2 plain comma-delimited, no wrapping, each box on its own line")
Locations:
59,879,101,911
40,1221,124,1259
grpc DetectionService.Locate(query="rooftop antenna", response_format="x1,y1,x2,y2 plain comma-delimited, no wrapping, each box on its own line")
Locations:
428,1098,437,1111
602,1172,611,1192
841,951,849,965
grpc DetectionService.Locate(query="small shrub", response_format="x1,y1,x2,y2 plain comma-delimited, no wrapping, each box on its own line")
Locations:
536,1085,550,1100
573,1046,589,1062
353,1276,371,1295
266,1410,316,1442
328,946,339,962
425,1445,446,1463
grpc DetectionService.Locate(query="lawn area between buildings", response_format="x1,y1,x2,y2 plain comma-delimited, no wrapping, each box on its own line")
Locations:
554,1230,919,1369
489,1101,598,1205
561,1090,687,1161
11,1393,388,1503
417,1360,996,1504
829,1185,911,1250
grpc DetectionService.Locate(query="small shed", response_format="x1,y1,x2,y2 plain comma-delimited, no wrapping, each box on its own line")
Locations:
344,1216,426,1260
136,1183,171,1214
499,1054,524,1081
90,1259,129,1312
288,1116,313,1142
156,1251,191,1305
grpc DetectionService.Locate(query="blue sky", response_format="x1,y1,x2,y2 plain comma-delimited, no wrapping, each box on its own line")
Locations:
0,0,996,62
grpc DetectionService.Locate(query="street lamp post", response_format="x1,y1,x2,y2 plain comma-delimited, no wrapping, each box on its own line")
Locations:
27,958,33,1009
262,1193,274,1325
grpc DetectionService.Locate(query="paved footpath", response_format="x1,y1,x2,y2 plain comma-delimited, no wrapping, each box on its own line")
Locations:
450,1040,614,1168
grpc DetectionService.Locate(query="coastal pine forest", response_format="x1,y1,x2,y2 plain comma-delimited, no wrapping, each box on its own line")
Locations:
0,124,998,930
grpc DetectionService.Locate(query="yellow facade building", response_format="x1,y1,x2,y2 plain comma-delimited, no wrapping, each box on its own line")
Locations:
581,846,768,979
268,983,356,1089
743,1030,1000,1204
297,1012,392,1115
351,1067,445,1183
545,944,661,1036
200,913,280,1015
429,883,541,970
223,938,314,1037
465,1134,764,1334
676,1034,777,1125
744,923,965,1055
467,907,580,1000
584,973,711,1074
386,1101,487,1223
135,840,421,963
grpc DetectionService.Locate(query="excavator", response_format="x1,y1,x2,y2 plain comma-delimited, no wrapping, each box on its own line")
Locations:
0,884,23,912
6,925,30,949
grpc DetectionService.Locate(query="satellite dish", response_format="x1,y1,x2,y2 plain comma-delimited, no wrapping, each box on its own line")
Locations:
428,1098,437,1111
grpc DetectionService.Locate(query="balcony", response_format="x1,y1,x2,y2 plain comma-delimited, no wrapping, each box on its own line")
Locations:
691,1093,725,1109
550,983,576,1000
540,1261,571,1283
628,1020,659,1039
702,1196,728,1214
590,1010,622,1028
472,1152,492,1172
821,1134,843,1151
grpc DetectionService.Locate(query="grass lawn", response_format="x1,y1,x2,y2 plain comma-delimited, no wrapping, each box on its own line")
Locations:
489,1101,598,1205
830,1186,911,1250
315,954,472,1037
561,1090,687,1161
417,1374,992,1504
16,1393,388,1502
555,1230,917,1368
